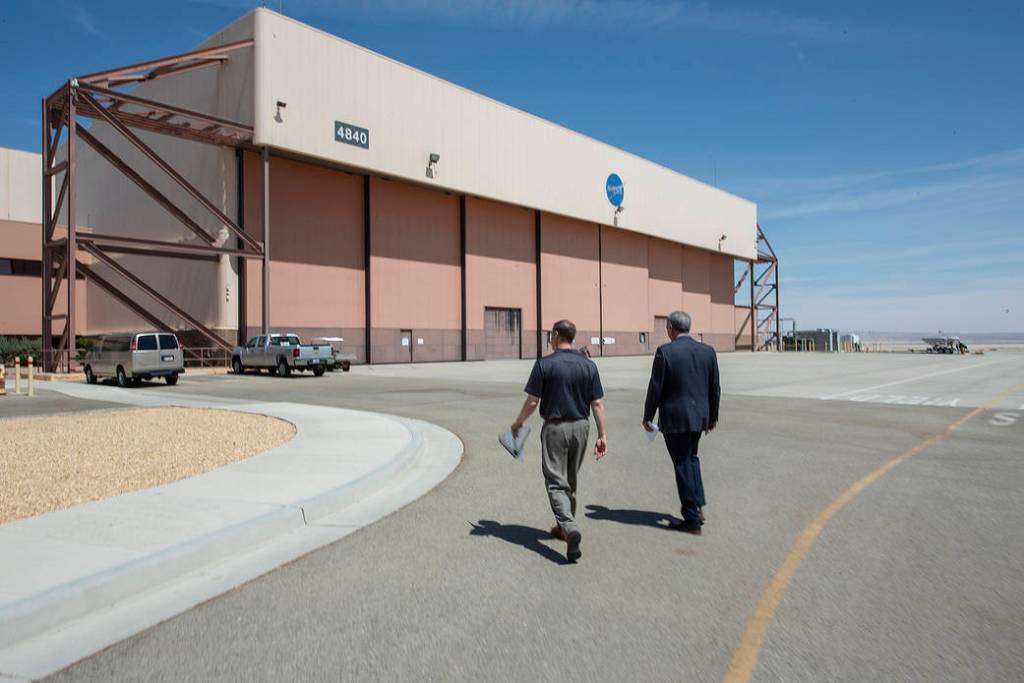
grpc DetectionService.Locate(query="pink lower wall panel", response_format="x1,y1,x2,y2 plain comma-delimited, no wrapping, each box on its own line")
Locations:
465,197,536,330
648,238,683,332
370,178,460,330
0,276,87,336
600,226,649,332
244,154,365,331
540,213,599,331
0,220,39,260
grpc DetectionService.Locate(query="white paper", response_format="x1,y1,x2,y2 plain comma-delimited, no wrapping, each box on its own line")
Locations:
498,425,531,460
644,422,660,443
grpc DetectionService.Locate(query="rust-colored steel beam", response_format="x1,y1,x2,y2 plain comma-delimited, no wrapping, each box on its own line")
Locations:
78,83,253,135
77,127,218,245
81,233,264,260
65,86,77,371
83,93,262,252
51,174,69,234
48,257,68,313
77,39,253,85
44,161,68,177
77,100,247,148
735,262,750,295
80,242,233,350
47,107,67,163
41,98,53,369
76,261,172,333
107,57,229,86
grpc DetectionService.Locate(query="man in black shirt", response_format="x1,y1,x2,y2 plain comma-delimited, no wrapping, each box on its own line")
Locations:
511,319,607,563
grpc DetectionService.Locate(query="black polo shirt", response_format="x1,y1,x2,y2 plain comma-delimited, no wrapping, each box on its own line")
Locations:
524,349,604,420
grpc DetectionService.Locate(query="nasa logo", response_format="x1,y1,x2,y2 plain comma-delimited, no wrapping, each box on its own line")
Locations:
606,173,624,207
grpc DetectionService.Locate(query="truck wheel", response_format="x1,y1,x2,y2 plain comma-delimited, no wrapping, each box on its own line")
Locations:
165,373,179,386
232,357,244,375
341,360,351,372
277,357,291,377
313,366,325,377
84,365,97,384
116,366,130,388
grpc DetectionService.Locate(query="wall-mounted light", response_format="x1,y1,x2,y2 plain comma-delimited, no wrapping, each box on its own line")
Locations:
274,100,287,123
613,204,624,226
426,152,440,179
718,233,728,249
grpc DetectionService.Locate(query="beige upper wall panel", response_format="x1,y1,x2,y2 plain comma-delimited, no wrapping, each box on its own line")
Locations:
249,10,757,260
0,148,41,224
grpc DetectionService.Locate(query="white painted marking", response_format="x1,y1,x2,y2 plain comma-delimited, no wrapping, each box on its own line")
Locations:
988,412,1019,426
842,393,961,407
819,358,1012,401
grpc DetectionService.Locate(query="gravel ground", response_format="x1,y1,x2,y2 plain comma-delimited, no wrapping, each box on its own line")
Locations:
0,407,296,524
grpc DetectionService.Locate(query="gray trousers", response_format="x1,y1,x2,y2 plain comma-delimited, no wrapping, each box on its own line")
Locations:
540,418,590,535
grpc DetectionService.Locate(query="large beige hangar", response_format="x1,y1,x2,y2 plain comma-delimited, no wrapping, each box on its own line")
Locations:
31,8,779,370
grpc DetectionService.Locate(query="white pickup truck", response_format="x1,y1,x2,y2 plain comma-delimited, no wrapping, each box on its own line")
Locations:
231,333,334,377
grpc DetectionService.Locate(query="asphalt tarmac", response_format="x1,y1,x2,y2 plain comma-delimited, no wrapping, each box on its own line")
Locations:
38,352,1024,682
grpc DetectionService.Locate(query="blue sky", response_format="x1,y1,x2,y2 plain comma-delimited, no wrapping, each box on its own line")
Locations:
2,1,1022,332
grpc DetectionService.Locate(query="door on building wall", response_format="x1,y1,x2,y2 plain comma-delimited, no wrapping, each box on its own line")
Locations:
654,316,670,346
484,307,522,360
400,329,413,363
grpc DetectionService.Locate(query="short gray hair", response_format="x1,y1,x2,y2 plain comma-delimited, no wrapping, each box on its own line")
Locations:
667,310,691,333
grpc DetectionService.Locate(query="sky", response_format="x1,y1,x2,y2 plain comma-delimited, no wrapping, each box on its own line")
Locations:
2,0,1022,333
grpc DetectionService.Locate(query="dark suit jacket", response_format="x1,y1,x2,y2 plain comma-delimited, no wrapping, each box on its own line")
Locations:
643,335,721,434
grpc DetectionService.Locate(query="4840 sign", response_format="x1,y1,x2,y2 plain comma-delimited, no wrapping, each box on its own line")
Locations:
334,120,369,149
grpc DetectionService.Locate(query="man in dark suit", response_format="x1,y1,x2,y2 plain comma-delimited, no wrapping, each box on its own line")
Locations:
642,310,721,535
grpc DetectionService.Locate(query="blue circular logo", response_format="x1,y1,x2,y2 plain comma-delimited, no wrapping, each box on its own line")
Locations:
606,173,624,207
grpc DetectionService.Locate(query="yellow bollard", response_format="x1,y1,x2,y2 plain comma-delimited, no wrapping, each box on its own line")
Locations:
28,355,34,397
14,356,21,395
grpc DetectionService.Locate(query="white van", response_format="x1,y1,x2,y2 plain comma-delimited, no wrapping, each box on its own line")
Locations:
84,332,185,387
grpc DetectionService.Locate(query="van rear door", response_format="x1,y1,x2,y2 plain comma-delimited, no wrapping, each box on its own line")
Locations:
158,334,183,371
133,334,160,375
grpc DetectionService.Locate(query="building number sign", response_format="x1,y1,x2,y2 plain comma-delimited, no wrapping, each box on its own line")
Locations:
334,120,369,149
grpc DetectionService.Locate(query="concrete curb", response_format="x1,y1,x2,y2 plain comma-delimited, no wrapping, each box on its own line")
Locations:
0,381,462,679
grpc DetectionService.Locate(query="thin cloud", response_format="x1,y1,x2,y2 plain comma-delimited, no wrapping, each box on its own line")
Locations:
743,147,1024,198
764,176,990,219
71,3,102,37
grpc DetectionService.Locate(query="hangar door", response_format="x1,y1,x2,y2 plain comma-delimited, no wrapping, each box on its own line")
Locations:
653,315,671,347
484,307,522,360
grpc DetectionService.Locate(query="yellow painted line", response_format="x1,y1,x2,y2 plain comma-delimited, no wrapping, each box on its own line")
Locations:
722,381,1024,683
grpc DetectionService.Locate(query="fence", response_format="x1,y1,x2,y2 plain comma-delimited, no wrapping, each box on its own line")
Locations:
182,347,231,369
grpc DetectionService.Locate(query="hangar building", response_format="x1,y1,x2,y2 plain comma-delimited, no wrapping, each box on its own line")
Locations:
27,9,777,370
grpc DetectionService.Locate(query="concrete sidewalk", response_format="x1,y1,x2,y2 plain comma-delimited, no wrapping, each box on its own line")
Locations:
0,380,462,681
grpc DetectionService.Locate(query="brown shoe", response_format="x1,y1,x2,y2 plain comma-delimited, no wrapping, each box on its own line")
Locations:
669,519,703,535
550,525,567,541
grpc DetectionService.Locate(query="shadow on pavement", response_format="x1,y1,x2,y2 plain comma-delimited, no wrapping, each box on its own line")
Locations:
584,504,677,530
469,520,567,565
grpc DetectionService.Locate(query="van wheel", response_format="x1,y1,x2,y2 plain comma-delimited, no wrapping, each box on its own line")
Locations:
341,361,351,372
232,357,244,375
165,373,179,386
277,357,291,377
116,366,130,388
313,366,325,377
84,366,97,384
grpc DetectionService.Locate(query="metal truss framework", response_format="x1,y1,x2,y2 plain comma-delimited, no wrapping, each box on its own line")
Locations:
735,224,780,351
41,39,268,372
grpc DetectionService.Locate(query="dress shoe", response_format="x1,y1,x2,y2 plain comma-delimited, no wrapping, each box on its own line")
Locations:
669,519,702,535
566,530,582,562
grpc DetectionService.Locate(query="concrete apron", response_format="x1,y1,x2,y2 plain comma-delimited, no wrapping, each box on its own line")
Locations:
0,381,463,681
